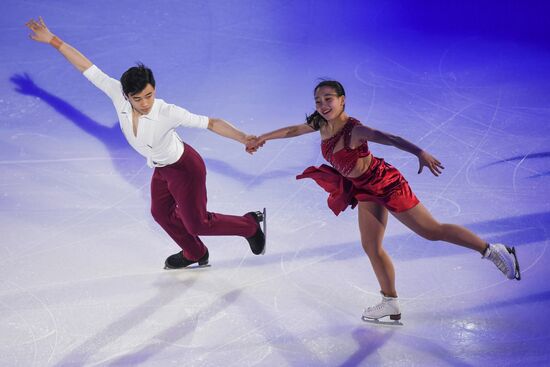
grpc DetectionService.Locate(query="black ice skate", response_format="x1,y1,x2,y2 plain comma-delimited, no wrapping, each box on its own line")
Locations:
164,249,210,269
246,208,266,255
509,246,521,280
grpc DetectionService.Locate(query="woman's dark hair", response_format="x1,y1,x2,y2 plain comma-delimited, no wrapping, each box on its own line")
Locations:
120,63,155,96
314,80,346,98
305,111,326,131
305,80,346,130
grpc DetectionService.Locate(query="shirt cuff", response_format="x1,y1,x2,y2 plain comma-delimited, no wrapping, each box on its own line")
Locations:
198,115,209,129
82,64,101,79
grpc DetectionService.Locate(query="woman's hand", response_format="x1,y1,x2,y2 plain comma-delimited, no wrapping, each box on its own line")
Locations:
245,136,265,154
418,150,444,176
25,17,55,44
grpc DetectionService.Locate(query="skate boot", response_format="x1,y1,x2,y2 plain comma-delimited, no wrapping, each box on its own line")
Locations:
164,248,209,269
482,243,521,280
362,292,401,321
245,208,266,255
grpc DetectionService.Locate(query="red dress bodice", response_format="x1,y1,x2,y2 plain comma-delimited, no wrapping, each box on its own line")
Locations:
321,117,370,176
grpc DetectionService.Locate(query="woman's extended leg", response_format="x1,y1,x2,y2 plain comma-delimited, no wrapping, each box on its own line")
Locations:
392,202,520,280
391,202,487,253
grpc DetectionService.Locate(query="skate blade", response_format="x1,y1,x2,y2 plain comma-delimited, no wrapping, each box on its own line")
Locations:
508,246,521,280
261,207,266,255
164,264,211,270
361,315,403,326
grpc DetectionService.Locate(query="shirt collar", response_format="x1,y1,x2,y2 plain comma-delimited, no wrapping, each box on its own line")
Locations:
141,99,159,120
120,99,159,120
121,100,132,115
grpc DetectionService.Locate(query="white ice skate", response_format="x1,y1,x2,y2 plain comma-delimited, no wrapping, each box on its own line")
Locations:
361,293,401,322
483,243,521,280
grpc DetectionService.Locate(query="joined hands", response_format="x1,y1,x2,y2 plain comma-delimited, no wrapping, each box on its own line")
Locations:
245,136,265,154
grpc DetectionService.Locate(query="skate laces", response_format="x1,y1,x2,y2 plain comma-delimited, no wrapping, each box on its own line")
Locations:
363,294,401,321
487,245,511,275
368,302,386,312
367,297,396,312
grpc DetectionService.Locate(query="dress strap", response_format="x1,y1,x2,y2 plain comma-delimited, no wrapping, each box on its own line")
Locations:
322,118,360,157
343,118,360,149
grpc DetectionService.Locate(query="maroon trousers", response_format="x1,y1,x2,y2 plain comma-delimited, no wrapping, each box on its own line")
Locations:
150,143,257,261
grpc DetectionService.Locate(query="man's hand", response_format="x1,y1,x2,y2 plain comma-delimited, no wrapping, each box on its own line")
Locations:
25,17,55,44
245,136,265,154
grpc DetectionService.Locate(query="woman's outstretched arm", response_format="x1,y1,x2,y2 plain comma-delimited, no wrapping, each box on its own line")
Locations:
247,123,316,153
354,125,444,176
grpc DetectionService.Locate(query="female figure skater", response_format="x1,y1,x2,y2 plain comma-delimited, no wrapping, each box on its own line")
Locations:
247,80,520,321
25,17,266,269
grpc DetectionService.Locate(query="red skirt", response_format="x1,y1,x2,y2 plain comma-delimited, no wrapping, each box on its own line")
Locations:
296,156,419,216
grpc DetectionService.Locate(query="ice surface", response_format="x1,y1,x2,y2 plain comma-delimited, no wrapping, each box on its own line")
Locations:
1,1,549,366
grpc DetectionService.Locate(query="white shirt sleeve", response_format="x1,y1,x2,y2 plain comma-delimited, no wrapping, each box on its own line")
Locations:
167,104,209,129
82,65,125,105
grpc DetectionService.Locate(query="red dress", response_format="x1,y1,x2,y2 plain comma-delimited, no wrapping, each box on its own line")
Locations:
296,118,419,215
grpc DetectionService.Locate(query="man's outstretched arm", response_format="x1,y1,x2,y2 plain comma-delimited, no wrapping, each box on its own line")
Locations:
26,17,93,72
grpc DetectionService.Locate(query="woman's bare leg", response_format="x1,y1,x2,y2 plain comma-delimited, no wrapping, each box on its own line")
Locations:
392,203,487,253
357,201,397,297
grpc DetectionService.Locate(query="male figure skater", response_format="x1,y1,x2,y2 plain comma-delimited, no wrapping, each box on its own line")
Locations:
25,17,266,269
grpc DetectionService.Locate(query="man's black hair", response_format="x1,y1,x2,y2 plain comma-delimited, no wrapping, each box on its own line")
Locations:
120,63,155,96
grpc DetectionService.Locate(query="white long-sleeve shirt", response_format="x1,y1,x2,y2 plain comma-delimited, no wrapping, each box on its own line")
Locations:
83,65,209,167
